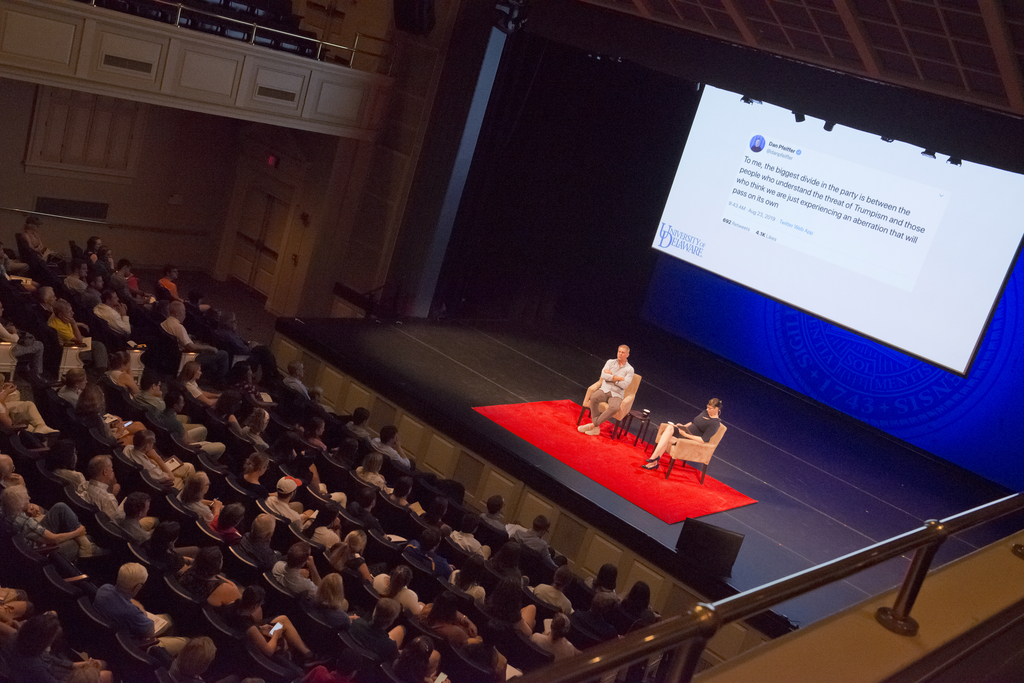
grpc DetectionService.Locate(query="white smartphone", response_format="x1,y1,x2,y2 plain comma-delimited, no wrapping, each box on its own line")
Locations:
269,622,283,635
123,421,134,427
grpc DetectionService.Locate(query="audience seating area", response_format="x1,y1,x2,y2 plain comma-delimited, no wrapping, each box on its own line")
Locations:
73,0,321,60
0,222,662,682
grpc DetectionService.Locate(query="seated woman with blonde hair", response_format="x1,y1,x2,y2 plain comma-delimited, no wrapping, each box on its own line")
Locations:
306,572,351,629
355,451,393,495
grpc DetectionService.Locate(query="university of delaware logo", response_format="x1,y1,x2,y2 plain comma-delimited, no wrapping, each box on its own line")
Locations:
658,223,706,257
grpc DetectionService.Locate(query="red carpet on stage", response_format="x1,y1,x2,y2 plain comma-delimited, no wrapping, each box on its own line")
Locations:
473,400,757,524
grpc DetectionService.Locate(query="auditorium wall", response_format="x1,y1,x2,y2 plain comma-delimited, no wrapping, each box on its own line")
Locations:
0,76,240,269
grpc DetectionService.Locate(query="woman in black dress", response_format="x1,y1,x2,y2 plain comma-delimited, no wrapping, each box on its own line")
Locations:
643,398,722,470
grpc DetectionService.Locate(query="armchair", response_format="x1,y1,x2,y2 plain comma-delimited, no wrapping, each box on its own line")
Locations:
576,374,642,435
653,422,728,483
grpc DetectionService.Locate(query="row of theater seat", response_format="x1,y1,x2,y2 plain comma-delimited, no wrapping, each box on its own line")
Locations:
72,0,321,60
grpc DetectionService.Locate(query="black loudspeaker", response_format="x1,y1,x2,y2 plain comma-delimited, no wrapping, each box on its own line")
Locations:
394,0,435,35
675,518,744,577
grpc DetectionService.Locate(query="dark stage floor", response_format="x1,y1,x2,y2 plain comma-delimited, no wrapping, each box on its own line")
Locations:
277,316,1023,628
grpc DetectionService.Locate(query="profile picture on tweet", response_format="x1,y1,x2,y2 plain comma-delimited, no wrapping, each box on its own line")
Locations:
749,135,766,153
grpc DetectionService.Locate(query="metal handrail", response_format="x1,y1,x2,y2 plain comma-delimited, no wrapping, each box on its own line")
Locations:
516,492,1024,683
0,207,110,225
84,0,391,70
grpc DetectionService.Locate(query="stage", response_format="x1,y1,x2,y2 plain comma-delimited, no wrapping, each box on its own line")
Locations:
276,315,1023,629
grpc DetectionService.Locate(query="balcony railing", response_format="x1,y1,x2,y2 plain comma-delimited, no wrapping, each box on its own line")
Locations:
75,0,390,72
516,492,1024,683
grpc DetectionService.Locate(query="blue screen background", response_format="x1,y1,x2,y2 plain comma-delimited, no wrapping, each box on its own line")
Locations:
642,255,1024,491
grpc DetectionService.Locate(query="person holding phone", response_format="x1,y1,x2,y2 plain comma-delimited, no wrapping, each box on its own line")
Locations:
222,585,320,666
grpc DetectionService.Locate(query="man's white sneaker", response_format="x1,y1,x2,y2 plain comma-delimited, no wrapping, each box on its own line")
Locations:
586,426,601,436
578,424,594,433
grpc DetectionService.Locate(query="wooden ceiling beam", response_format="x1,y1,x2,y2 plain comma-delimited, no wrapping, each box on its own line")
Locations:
977,0,1024,113
832,0,881,77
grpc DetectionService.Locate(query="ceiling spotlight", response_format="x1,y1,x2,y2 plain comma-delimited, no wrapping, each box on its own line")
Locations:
793,112,805,123
741,96,753,104
880,136,894,143
947,157,962,166
823,122,835,132
921,149,936,158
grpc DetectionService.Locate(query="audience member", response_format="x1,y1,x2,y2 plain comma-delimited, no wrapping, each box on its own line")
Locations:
118,491,155,543
308,507,342,548
45,440,86,494
450,554,488,604
420,590,480,648
178,472,222,523
371,425,412,469
484,578,535,637
94,288,131,337
179,546,241,606
569,591,619,643
84,454,125,522
0,301,44,377
177,360,220,407
239,513,279,571
272,542,321,598
163,302,228,384
222,585,319,666
93,562,188,656
306,572,350,629
211,502,244,543
392,635,440,683
479,494,507,535
346,486,383,533
283,360,310,399
450,512,489,558
531,612,580,661
405,526,453,581
240,452,271,497
106,350,139,394
372,565,423,615
57,368,86,406
142,521,195,574
349,598,404,663
168,636,217,683
589,563,620,602
532,565,574,615
355,451,391,493
3,612,112,683
264,475,313,526
0,380,57,434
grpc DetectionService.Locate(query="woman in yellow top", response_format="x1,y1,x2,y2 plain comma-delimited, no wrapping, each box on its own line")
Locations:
48,299,108,371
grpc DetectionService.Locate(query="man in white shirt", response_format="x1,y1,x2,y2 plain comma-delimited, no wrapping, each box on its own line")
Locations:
85,454,123,521
578,344,634,437
94,288,131,336
532,565,574,615
263,477,314,527
371,425,412,469
161,301,228,383
449,512,490,559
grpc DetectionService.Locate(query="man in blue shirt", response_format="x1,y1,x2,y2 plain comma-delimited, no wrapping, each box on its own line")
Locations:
93,563,188,656
405,526,452,580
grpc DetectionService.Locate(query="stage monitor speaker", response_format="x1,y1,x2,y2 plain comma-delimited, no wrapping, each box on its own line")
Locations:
394,0,435,35
676,517,744,577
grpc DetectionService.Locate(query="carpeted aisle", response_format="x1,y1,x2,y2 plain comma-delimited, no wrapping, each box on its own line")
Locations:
474,399,757,524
